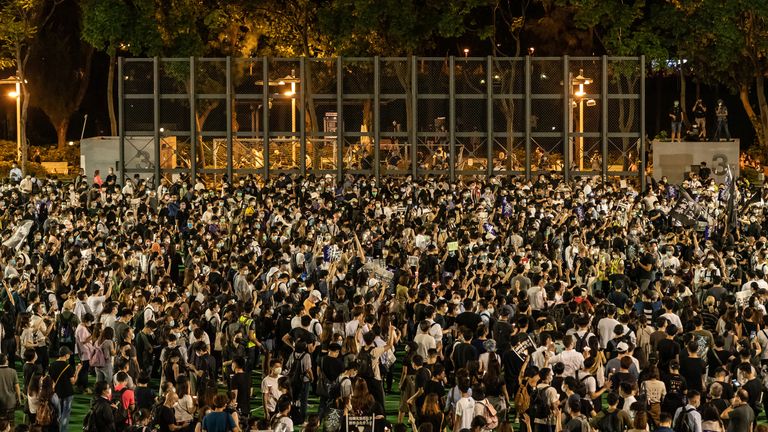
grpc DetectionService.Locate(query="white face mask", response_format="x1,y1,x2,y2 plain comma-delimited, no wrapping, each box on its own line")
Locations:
274,367,282,375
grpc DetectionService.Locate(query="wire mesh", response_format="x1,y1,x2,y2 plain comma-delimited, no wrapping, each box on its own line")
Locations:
232,58,263,96
125,99,153,132
418,59,449,95
123,60,154,94
121,56,643,179
160,99,190,134
455,59,486,95
380,59,409,94
196,59,226,94
159,59,189,94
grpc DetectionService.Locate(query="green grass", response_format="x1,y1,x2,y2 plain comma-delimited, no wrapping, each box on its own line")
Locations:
13,355,409,431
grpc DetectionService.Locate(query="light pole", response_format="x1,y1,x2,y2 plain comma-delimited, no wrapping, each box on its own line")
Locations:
0,77,22,165
279,70,300,165
571,69,593,171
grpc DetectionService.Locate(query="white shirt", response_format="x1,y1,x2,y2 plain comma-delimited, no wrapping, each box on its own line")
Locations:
660,312,683,330
548,349,585,377
86,294,107,319
455,397,476,430
527,285,546,311
414,332,436,360
597,317,620,349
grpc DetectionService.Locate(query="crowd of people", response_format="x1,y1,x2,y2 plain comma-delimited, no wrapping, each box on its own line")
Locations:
0,162,766,432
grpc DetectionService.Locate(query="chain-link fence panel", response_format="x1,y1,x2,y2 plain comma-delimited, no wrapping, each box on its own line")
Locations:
381,58,409,94
160,59,189,94
125,99,153,132
124,136,156,171
159,99,190,135
196,59,226,95
569,59,602,173
306,59,337,172
123,60,154,95
418,58,449,95
455,58,486,95
607,59,641,172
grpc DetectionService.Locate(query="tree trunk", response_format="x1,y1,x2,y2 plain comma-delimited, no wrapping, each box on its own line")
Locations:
108,54,117,136
739,84,763,148
680,67,687,126
195,102,218,169
56,118,70,150
756,75,768,150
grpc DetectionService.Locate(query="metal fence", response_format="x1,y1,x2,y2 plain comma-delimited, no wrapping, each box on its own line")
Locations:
119,55,645,184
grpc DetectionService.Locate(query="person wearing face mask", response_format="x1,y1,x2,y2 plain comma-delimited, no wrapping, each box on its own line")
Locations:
260,360,283,421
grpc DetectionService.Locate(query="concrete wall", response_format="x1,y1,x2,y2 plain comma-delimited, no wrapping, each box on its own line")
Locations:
652,140,739,184
80,136,120,178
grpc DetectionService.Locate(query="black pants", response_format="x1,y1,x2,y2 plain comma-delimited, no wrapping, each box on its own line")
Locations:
365,377,386,415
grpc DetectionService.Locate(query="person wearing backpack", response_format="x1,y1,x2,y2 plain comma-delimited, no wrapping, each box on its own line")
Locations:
530,368,559,432
114,372,135,432
589,392,631,432
472,386,499,432
48,347,82,432
52,303,79,358
561,398,591,432
283,340,313,423
672,390,701,432
356,323,396,412
86,381,116,432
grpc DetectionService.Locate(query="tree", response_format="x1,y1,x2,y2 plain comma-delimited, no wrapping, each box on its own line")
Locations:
81,0,161,136
669,0,768,153
27,0,94,150
0,0,62,172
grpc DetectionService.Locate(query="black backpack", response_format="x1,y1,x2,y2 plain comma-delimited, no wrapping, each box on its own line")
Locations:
531,386,552,420
357,346,375,379
596,410,621,432
287,352,307,396
327,376,351,404
673,407,695,432
573,332,590,353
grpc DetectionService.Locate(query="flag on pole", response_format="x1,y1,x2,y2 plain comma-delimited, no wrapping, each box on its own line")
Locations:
669,187,702,228
726,166,737,230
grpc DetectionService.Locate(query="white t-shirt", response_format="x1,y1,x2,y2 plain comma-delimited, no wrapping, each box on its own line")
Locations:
455,397,476,430
597,318,620,349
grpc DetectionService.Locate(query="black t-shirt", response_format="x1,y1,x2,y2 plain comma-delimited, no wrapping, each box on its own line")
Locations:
656,338,680,369
637,253,656,280
134,387,156,411
321,356,345,382
742,378,762,410
288,327,316,344
455,312,482,332
49,360,75,398
679,356,705,392
230,372,250,412
157,405,177,432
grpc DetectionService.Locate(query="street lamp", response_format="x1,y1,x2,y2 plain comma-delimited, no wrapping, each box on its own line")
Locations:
571,69,593,171
0,77,22,165
463,48,469,57
256,71,301,166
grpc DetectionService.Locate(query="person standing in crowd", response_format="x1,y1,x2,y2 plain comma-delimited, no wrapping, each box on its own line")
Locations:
48,347,81,432
88,381,116,432
0,164,767,432
0,354,20,428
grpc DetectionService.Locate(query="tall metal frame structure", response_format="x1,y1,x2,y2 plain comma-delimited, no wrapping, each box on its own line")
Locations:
118,55,645,186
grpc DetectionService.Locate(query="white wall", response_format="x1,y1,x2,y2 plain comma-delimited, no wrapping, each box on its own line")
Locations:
652,140,739,184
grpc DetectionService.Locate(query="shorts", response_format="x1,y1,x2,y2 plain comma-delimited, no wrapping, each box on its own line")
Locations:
671,122,682,133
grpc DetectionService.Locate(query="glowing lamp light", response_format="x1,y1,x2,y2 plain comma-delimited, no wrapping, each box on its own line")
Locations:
283,90,295,97
7,91,17,98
